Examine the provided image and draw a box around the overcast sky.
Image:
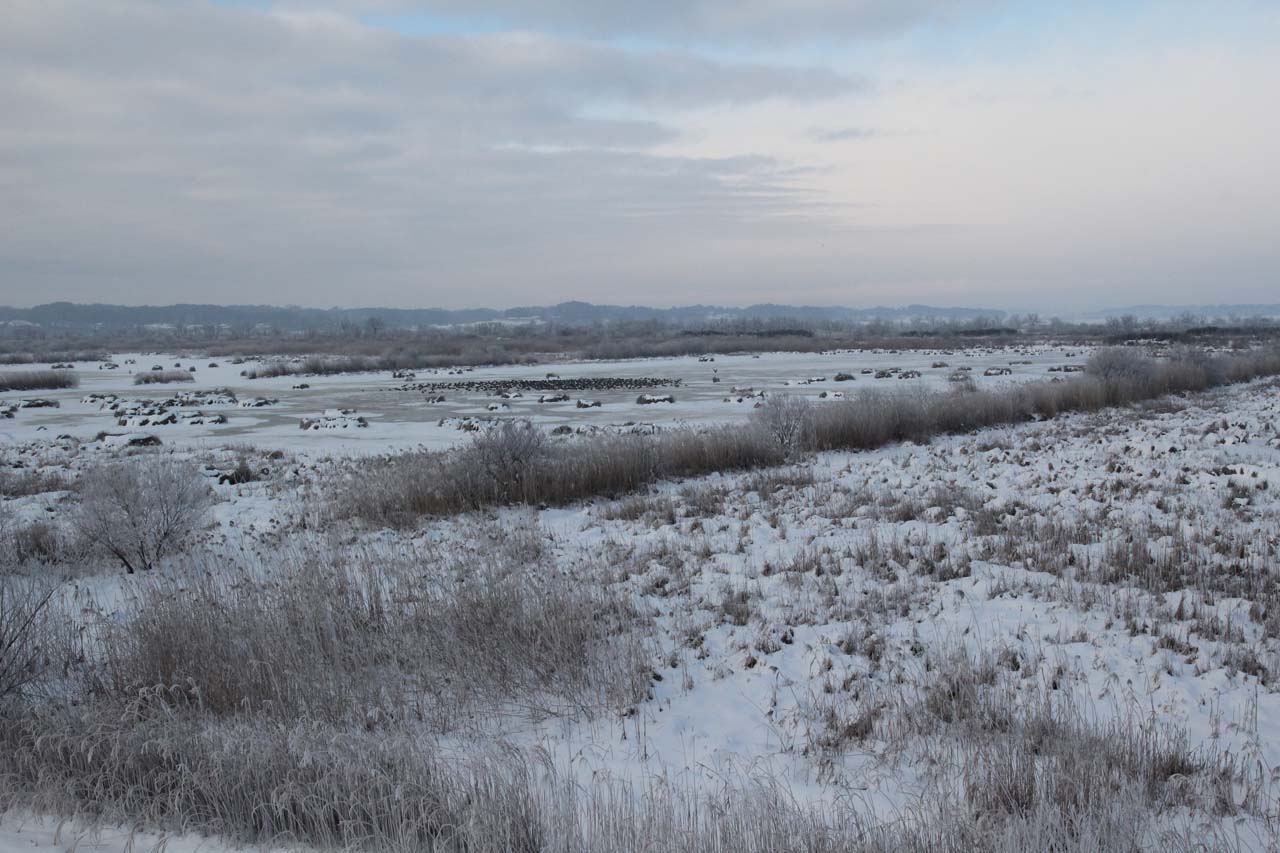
[2,0,1278,311]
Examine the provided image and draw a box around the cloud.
[310,0,999,44]
[809,126,878,142]
[0,0,859,305]
[2,0,1278,311]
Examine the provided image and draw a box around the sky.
[1,0,1278,311]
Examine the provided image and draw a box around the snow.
[0,813,299,853]
[5,349,1279,845]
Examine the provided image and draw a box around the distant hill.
[0,301,1007,331]
[5,300,1276,332]
[1088,304,1280,321]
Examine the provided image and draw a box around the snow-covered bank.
[3,367,1280,850]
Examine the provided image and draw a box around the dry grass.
[91,536,651,729]
[0,645,1251,852]
[0,468,71,498]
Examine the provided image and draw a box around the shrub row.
[0,351,106,366]
[349,423,786,526]
[342,347,1280,525]
[133,369,195,385]
[240,348,532,379]
[0,370,79,392]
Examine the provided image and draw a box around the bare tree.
[752,393,814,459]
[0,577,55,704]
[73,457,212,573]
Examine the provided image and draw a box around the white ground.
[4,351,1279,849]
[0,814,299,853]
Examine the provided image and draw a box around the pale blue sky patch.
[358,10,510,37]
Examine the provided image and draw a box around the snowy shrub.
[1086,347,1159,402]
[7,520,65,565]
[751,393,814,459]
[1086,347,1154,382]
[73,456,211,573]
[461,419,550,504]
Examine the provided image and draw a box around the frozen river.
[0,344,1090,454]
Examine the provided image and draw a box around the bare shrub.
[0,577,55,705]
[73,457,211,573]
[133,369,195,385]
[752,393,814,458]
[221,457,258,485]
[1087,347,1157,383]
[461,419,550,504]
[0,370,79,392]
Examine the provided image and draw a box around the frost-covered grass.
[0,468,70,499]
[91,535,651,726]
[0,371,78,393]
[0,698,1242,852]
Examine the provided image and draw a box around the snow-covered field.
[0,346,1088,452]
[3,350,1279,850]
